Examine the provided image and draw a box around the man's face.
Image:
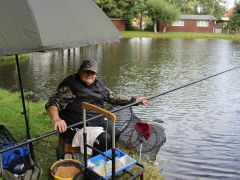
[79,70,96,85]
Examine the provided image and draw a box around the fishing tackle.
[1,65,240,153]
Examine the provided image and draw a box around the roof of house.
[179,15,217,21]
[223,7,235,17]
[220,8,235,22]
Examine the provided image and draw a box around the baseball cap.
[79,60,97,73]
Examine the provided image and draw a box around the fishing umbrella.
[0,0,120,158]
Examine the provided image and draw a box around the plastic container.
[118,155,136,166]
[85,149,137,179]
[105,158,124,170]
[91,162,112,177]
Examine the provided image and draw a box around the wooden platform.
[63,143,80,154]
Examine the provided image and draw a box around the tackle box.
[85,148,137,179]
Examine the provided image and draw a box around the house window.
[172,20,184,26]
[197,21,209,27]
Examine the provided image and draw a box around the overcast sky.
[227,0,236,8]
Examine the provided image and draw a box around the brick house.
[159,15,217,33]
[111,19,125,31]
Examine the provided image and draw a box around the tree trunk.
[140,12,143,31]
[163,25,166,32]
[153,20,157,33]
[157,21,160,32]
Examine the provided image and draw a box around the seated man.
[45,60,149,157]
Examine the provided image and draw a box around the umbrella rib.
[25,2,43,49]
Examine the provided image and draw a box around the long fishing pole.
[148,65,240,100]
[1,65,240,153]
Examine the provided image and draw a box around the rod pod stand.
[82,102,117,179]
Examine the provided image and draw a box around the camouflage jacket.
[45,74,136,141]
[45,74,136,111]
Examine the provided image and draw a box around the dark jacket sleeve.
[45,85,75,111]
[103,88,136,106]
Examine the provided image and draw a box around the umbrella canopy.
[0,0,120,160]
[0,0,120,56]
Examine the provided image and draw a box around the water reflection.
[0,38,240,179]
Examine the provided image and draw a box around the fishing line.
[1,65,240,153]
[148,65,240,100]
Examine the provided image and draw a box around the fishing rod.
[148,65,240,100]
[1,65,240,153]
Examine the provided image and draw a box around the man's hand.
[136,96,150,105]
[47,105,67,133]
[54,118,67,133]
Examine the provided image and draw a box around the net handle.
[82,102,117,122]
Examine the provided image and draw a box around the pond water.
[1,38,240,179]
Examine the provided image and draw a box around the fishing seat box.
[57,135,80,159]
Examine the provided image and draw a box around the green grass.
[0,54,29,61]
[118,143,164,180]
[0,89,57,179]
[121,31,240,40]
[0,89,164,180]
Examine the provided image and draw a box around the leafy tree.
[132,0,147,30]
[94,0,135,30]
[168,0,226,19]
[198,0,227,19]
[168,0,198,14]
[228,1,240,32]
[94,0,116,16]
[94,0,134,18]
[146,0,179,32]
[161,4,180,32]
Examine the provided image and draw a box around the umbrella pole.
[15,55,35,160]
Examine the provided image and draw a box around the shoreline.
[121,31,240,40]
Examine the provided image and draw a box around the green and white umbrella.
[0,0,120,158]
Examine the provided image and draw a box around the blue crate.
[86,148,137,179]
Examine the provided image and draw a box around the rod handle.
[82,102,117,122]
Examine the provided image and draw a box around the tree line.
[228,1,240,33]
[94,0,230,32]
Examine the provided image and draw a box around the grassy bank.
[0,89,57,179]
[0,54,29,61]
[0,89,164,180]
[121,31,240,40]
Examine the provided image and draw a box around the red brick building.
[159,15,217,33]
[111,19,125,31]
